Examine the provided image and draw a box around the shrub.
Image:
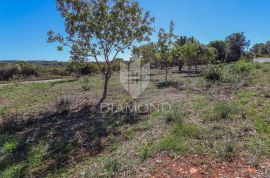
[203,66,222,81]
[80,78,91,91]
[111,61,120,72]
[50,68,68,76]
[19,63,39,77]
[66,62,98,76]
[55,96,71,114]
[0,66,19,80]
[233,60,254,73]
[80,63,98,75]
[111,58,123,72]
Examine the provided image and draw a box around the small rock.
[140,167,146,171]
[190,168,198,174]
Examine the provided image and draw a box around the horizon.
[1,0,270,61]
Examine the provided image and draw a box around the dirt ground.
[139,153,268,178]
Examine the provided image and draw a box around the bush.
[19,63,39,77]
[0,66,19,81]
[80,63,98,75]
[66,62,98,76]
[56,96,71,114]
[50,68,68,76]
[80,78,91,91]
[233,60,254,73]
[111,61,120,72]
[203,66,222,81]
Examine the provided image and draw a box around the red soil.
[139,153,265,178]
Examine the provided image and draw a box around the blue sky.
[1,0,270,61]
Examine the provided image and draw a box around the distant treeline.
[0,60,67,66]
[0,59,123,81]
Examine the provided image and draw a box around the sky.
[1,0,270,61]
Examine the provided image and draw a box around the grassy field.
[0,61,269,177]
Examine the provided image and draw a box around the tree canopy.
[225,32,250,62]
[48,0,154,105]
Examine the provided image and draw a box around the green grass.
[0,135,18,154]
[158,136,189,154]
[138,147,151,161]
[0,163,25,178]
[156,111,201,155]
[2,140,17,154]
[206,101,236,121]
[103,159,118,177]
[27,143,48,168]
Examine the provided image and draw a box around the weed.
[207,101,235,121]
[158,136,189,154]
[1,140,17,154]
[218,141,236,160]
[139,147,151,161]
[103,159,118,177]
[166,110,184,126]
[173,124,201,139]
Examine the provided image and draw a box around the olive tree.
[157,21,175,83]
[180,42,201,71]
[47,0,154,106]
[173,36,197,72]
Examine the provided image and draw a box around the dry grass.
[0,62,270,177]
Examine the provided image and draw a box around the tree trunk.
[165,65,168,83]
[96,74,110,107]
[178,61,183,73]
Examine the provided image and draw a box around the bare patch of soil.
[0,97,12,106]
[139,153,263,178]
